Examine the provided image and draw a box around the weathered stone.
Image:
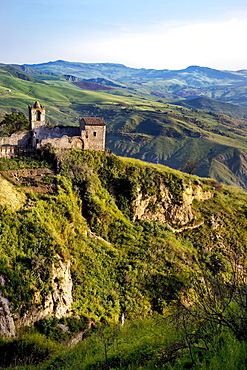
[0,276,16,337]
[133,182,212,229]
[17,258,73,328]
[0,102,106,154]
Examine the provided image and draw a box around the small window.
[93,132,97,137]
[36,111,41,121]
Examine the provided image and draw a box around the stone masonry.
[0,101,106,156]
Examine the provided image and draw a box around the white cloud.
[88,18,247,70]
[12,17,247,70]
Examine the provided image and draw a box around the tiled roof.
[81,117,106,126]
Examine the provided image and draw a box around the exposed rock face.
[0,254,73,337]
[17,258,73,329]
[133,182,212,227]
[0,276,16,337]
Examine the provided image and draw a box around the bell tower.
[29,101,45,130]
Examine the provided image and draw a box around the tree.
[175,255,247,342]
[180,159,199,175]
[0,111,29,136]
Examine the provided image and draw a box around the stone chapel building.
[0,101,106,156]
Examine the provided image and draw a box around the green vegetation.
[2,63,247,189]
[0,111,29,136]
[2,61,247,367]
[0,150,247,368]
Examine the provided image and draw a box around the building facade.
[0,102,106,156]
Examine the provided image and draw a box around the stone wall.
[0,131,31,148]
[82,125,106,151]
[34,126,83,149]
[40,136,84,149]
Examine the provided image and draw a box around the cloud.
[7,17,247,70]
[89,18,247,70]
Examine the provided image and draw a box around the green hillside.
[173,96,247,119]
[1,151,247,369]
[1,64,247,189]
[0,64,159,124]
[24,60,247,106]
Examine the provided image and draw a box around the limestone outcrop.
[132,181,212,228]
[17,258,73,328]
[0,276,16,337]
[0,258,73,337]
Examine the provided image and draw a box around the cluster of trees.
[0,111,29,136]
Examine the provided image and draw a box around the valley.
[1,60,247,367]
[1,62,247,189]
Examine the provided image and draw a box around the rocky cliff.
[132,181,212,229]
[0,150,245,340]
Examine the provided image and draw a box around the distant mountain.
[24,60,247,106]
[0,64,45,83]
[2,61,247,189]
[25,60,246,84]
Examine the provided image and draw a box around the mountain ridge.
[23,60,247,106]
[25,60,246,82]
[2,62,247,189]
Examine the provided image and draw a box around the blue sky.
[1,0,247,70]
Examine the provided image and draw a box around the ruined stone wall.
[0,115,106,155]
[34,126,80,142]
[0,146,16,158]
[0,132,31,157]
[0,131,30,147]
[40,136,84,150]
[34,126,82,149]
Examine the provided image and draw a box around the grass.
[1,151,247,368]
[2,65,247,188]
[6,318,247,370]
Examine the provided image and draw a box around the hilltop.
[0,150,247,368]
[1,62,247,189]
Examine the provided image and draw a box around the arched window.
[36,111,41,121]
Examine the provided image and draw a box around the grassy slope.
[173,96,247,119]
[1,66,247,188]
[1,151,247,369]
[23,61,247,107]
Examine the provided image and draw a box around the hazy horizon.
[1,0,247,71]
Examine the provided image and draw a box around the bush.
[0,333,59,368]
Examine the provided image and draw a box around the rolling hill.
[24,60,247,106]
[171,96,247,120]
[1,62,247,189]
